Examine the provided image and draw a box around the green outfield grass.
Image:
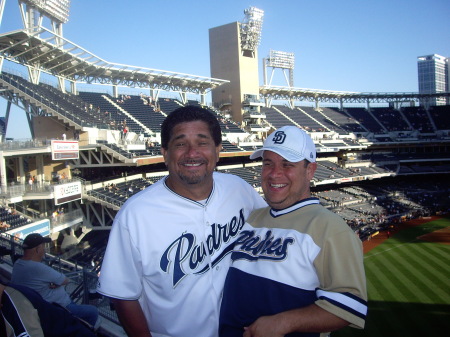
[333,216,450,337]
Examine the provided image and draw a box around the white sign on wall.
[51,140,79,160]
[54,181,82,205]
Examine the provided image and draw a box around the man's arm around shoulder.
[243,304,348,337]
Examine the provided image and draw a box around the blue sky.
[1,0,449,139]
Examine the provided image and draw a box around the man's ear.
[161,148,168,166]
[215,144,222,163]
[307,162,317,181]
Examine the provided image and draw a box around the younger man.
[220,126,367,337]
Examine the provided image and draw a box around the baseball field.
[333,215,450,337]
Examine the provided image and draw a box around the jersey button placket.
[203,208,214,276]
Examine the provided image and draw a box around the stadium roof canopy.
[1,27,448,105]
[259,85,450,104]
[0,27,228,94]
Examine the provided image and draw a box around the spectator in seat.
[11,233,100,329]
[0,221,10,230]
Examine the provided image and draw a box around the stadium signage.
[54,181,82,205]
[317,147,339,153]
[4,219,51,241]
[51,140,79,160]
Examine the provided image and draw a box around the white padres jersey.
[220,198,367,337]
[98,172,266,337]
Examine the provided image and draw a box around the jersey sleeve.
[97,216,143,300]
[313,221,368,329]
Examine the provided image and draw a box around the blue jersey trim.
[316,289,368,320]
[270,197,320,217]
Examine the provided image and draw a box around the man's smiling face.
[261,151,316,209]
[162,120,221,199]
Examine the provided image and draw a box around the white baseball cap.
[250,126,316,163]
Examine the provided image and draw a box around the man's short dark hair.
[161,106,222,149]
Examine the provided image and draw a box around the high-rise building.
[417,54,449,106]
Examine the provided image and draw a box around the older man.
[98,106,266,337]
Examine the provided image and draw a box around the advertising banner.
[54,181,82,205]
[51,140,79,160]
[4,219,51,241]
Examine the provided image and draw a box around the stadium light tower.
[18,0,71,37]
[263,50,295,87]
[22,0,71,24]
[240,6,264,57]
[262,50,295,108]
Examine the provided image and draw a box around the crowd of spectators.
[0,206,32,233]
[315,178,450,241]
[51,207,65,223]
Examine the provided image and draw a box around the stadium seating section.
[1,70,449,333]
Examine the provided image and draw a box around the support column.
[4,100,11,135]
[57,76,66,93]
[288,99,294,109]
[153,90,161,102]
[315,97,320,110]
[36,154,44,184]
[179,92,187,105]
[18,156,25,185]
[27,65,41,84]
[0,151,7,192]
[40,200,47,217]
[262,58,267,85]
[70,80,77,95]
[200,93,206,106]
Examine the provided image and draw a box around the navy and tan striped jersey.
[220,198,367,337]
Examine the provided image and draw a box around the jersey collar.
[270,197,320,218]
[163,176,214,206]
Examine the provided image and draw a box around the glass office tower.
[417,54,449,106]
